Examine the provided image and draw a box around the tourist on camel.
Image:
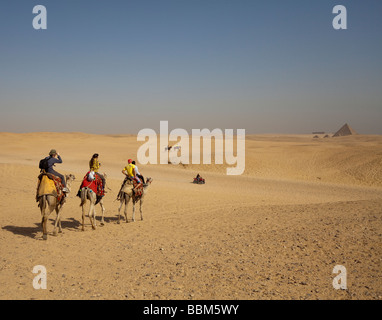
[89,153,106,192]
[45,149,69,193]
[132,161,145,184]
[122,159,143,185]
[121,158,142,192]
[122,159,136,181]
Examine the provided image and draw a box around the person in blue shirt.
[45,149,69,193]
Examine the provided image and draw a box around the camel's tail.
[38,195,46,210]
[116,190,123,202]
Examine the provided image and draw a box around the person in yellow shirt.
[89,153,101,172]
[89,153,106,191]
[122,159,136,180]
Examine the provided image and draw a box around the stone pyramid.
[332,123,358,137]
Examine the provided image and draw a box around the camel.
[79,173,108,231]
[117,177,153,224]
[38,174,76,240]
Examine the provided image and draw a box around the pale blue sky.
[0,0,381,134]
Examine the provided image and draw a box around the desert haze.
[0,132,381,300]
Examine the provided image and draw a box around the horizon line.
[2,131,380,136]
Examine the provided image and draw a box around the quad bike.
[193,177,205,184]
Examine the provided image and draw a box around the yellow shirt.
[123,164,135,177]
[90,158,100,172]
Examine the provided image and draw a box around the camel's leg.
[52,203,65,236]
[42,207,54,240]
[99,200,105,226]
[52,206,60,236]
[88,199,96,230]
[93,205,97,228]
[57,203,64,233]
[81,202,86,231]
[124,195,131,223]
[80,189,89,231]
[117,198,124,224]
[39,197,47,239]
[132,200,136,222]
[41,197,53,240]
[42,214,49,240]
[58,211,63,233]
[140,199,143,221]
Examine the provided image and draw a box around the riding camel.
[79,173,108,231]
[117,177,153,224]
[38,174,76,240]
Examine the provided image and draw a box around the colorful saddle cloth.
[116,177,143,200]
[133,179,144,197]
[78,172,104,197]
[36,173,66,204]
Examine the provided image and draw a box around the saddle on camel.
[36,173,67,204]
[36,150,68,204]
[117,176,144,201]
[77,171,105,204]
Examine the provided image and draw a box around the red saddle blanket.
[80,172,104,197]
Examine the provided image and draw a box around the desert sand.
[0,132,381,300]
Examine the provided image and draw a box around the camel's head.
[145,177,153,185]
[65,174,75,191]
[66,174,75,183]
[103,173,107,180]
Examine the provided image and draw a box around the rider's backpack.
[39,157,50,171]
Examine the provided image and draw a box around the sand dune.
[0,132,381,300]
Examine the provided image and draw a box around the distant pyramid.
[332,123,358,137]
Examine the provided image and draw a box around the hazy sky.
[1,0,381,134]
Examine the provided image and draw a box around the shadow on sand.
[2,216,132,239]
[2,218,82,239]
[2,223,41,239]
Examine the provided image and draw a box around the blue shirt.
[46,155,62,173]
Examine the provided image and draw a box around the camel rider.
[116,159,134,200]
[132,161,145,184]
[46,149,69,193]
[89,153,106,192]
[122,159,136,181]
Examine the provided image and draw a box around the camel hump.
[121,184,133,194]
[38,175,58,198]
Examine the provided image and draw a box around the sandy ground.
[0,132,381,300]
